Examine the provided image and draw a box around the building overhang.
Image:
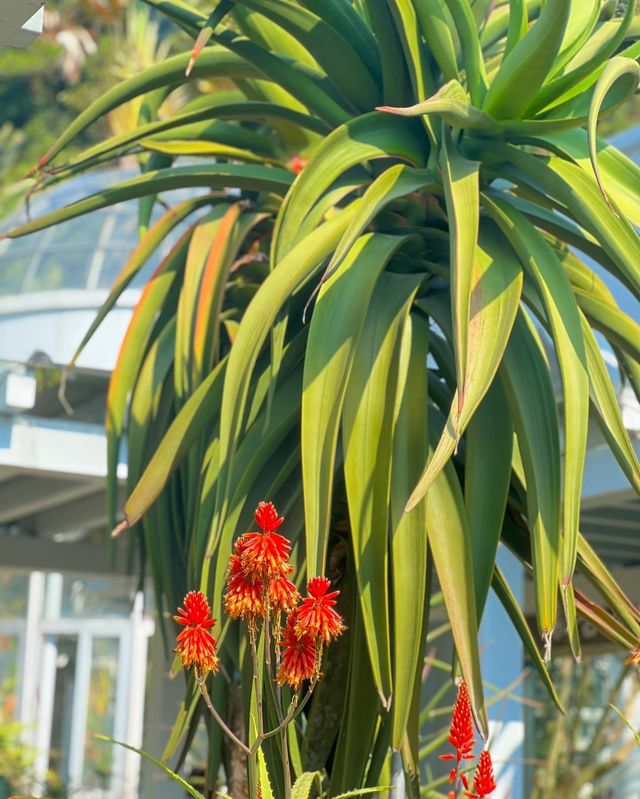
[0,2,44,48]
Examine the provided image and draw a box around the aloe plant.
[4,0,640,795]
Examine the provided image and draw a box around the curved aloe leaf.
[6,165,292,239]
[500,311,561,653]
[483,194,588,588]
[390,312,429,749]
[303,233,410,576]
[273,112,428,263]
[343,271,424,707]
[587,57,640,209]
[407,225,522,509]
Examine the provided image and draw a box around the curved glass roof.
[0,167,194,297]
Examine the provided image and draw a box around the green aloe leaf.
[108,231,191,529]
[441,128,480,414]
[482,0,571,119]
[407,225,522,508]
[379,80,502,133]
[292,772,323,799]
[500,311,561,653]
[483,194,588,589]
[441,0,488,105]
[465,380,513,619]
[230,0,381,110]
[425,420,487,738]
[95,735,206,799]
[390,312,429,748]
[273,112,428,263]
[491,565,564,713]
[414,0,460,83]
[213,207,360,557]
[587,56,640,209]
[303,233,410,576]
[343,271,424,706]
[579,313,640,491]
[6,165,292,239]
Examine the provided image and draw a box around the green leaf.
[303,233,410,576]
[68,194,214,370]
[313,164,437,299]
[124,357,227,527]
[407,225,522,508]
[588,57,640,210]
[482,0,571,119]
[390,313,429,748]
[491,565,564,713]
[580,313,640,492]
[257,746,275,799]
[230,0,381,111]
[414,0,461,83]
[6,165,292,239]
[465,380,513,619]
[213,207,360,559]
[441,128,480,411]
[424,422,487,738]
[95,734,206,799]
[379,80,502,133]
[500,311,561,651]
[273,112,428,263]
[343,271,424,706]
[292,772,323,799]
[441,0,488,105]
[483,194,588,588]
[107,230,191,529]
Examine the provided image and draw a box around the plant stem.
[249,625,264,740]
[263,603,291,798]
[196,671,251,756]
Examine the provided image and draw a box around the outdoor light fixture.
[0,2,44,48]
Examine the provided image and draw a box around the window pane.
[47,635,78,783]
[0,570,29,619]
[60,574,141,619]
[83,637,119,788]
[29,249,92,292]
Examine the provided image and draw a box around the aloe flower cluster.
[174,501,345,761]
[439,681,497,799]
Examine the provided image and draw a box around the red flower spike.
[471,750,497,798]
[446,682,476,760]
[269,572,300,613]
[277,613,316,690]
[241,529,291,581]
[295,577,345,643]
[224,544,265,621]
[174,591,219,674]
[254,501,284,532]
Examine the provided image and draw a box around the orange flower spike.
[269,571,300,614]
[277,613,317,690]
[224,540,265,621]
[174,591,219,674]
[295,577,345,643]
[466,750,497,799]
[241,501,291,581]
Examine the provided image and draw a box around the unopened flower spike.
[440,680,476,796]
[174,591,219,675]
[465,750,497,799]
